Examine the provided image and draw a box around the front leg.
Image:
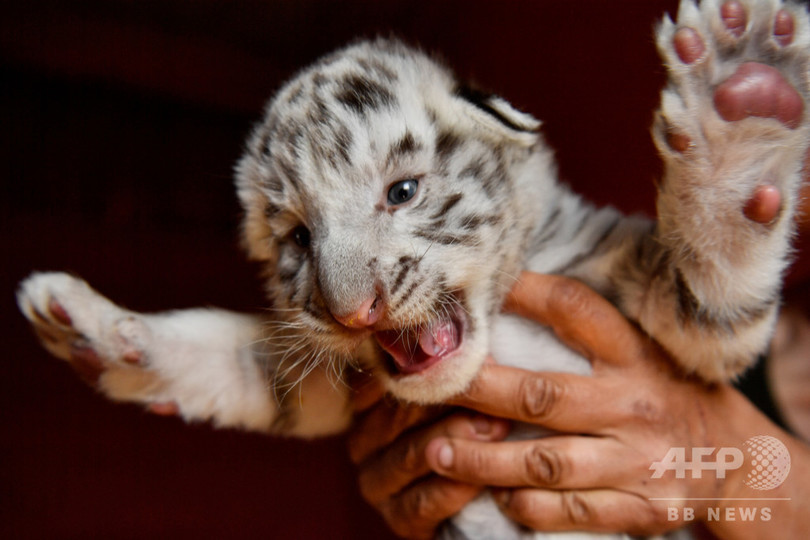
[626,0,810,381]
[17,272,352,437]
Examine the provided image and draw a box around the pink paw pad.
[69,345,105,384]
[674,27,705,64]
[744,185,782,224]
[666,130,693,153]
[721,0,747,37]
[774,9,795,47]
[48,298,72,326]
[713,62,803,129]
[148,402,180,416]
[122,349,145,366]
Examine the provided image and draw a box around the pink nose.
[334,296,382,328]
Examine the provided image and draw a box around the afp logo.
[650,435,791,490]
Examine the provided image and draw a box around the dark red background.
[4,0,803,538]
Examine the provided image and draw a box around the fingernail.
[437,442,454,469]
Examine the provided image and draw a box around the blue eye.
[387,179,419,206]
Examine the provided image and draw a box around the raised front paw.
[17,273,277,427]
[655,0,810,224]
[16,272,161,397]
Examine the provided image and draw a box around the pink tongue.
[376,317,462,374]
[419,319,458,356]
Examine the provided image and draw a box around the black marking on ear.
[430,193,463,219]
[456,85,535,133]
[336,75,395,114]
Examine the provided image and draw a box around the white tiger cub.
[16,0,810,538]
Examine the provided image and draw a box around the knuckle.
[628,502,673,536]
[396,437,423,476]
[628,395,666,427]
[519,375,562,421]
[524,444,563,486]
[561,491,592,526]
[406,486,441,524]
[548,276,593,319]
[459,442,489,476]
[380,487,445,539]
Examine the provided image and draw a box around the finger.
[504,272,647,368]
[426,435,638,490]
[348,400,445,464]
[380,477,483,540]
[494,488,673,536]
[357,413,509,505]
[449,364,618,431]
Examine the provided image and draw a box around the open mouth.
[374,305,465,375]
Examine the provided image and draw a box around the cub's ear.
[448,85,541,147]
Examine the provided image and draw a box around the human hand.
[422,273,808,538]
[347,372,510,539]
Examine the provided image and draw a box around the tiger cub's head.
[236,39,552,403]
